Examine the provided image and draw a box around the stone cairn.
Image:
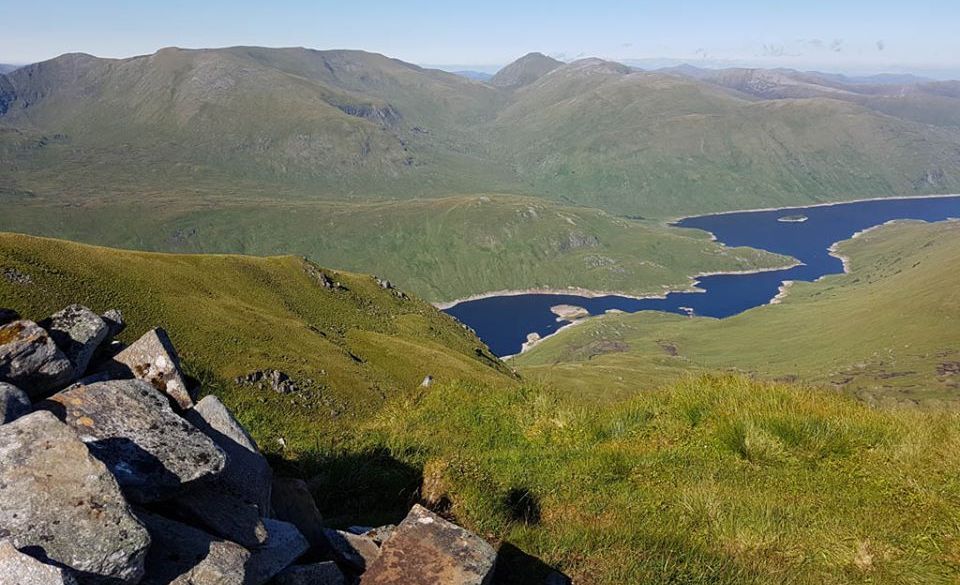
[0,305,499,585]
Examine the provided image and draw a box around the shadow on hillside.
[494,542,571,585]
[278,448,424,528]
[278,449,569,582]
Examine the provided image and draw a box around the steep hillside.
[0,47,515,198]
[493,62,960,215]
[0,232,515,453]
[516,220,960,406]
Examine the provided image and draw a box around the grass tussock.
[362,374,960,584]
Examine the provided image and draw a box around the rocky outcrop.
[0,303,507,584]
[43,379,226,503]
[271,477,325,550]
[186,395,273,514]
[108,328,194,409]
[0,320,73,398]
[0,540,79,585]
[246,519,311,585]
[0,381,31,423]
[100,308,125,338]
[235,369,299,394]
[39,305,108,380]
[324,529,381,572]
[169,488,268,547]
[137,511,250,585]
[0,411,151,584]
[360,504,497,585]
[275,561,346,585]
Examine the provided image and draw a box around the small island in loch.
[778,214,809,223]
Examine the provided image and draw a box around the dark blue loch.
[444,195,960,357]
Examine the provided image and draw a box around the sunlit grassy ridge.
[516,220,960,406]
[365,374,960,584]
[0,232,514,452]
[0,194,787,302]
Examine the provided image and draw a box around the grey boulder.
[43,379,226,503]
[360,504,497,585]
[0,411,150,584]
[0,320,73,398]
[246,519,310,585]
[170,487,268,547]
[274,562,345,585]
[109,328,193,409]
[137,511,249,585]
[39,305,108,380]
[0,540,79,585]
[323,529,381,573]
[271,477,324,549]
[0,381,31,424]
[100,309,126,338]
[186,395,272,514]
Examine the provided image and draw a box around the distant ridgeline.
[1,48,959,217]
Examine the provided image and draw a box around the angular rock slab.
[170,486,268,547]
[110,328,193,409]
[324,529,381,573]
[0,411,150,584]
[246,519,310,585]
[0,320,73,398]
[43,380,226,503]
[100,309,126,339]
[137,512,249,585]
[186,395,272,514]
[40,305,108,380]
[274,561,346,585]
[0,540,79,585]
[271,477,323,549]
[360,505,496,585]
[0,381,31,424]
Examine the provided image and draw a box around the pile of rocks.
[0,305,499,584]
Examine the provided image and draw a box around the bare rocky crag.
[0,304,508,584]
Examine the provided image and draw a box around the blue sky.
[2,0,959,77]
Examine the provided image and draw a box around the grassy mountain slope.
[494,63,960,215]
[516,220,960,406]
[0,194,788,302]
[0,47,515,198]
[0,232,514,452]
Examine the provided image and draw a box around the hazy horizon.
[3,0,960,80]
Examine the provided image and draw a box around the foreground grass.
[360,374,960,584]
[517,220,960,406]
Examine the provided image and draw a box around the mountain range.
[2,47,960,218]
